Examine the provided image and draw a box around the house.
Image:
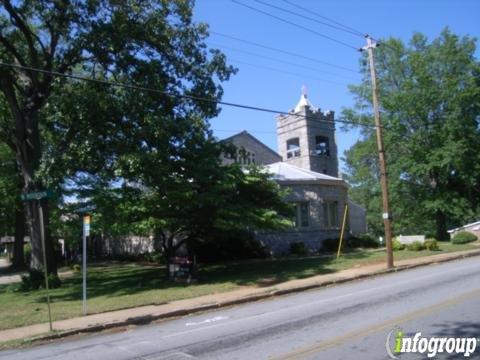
[448,221,480,238]
[222,89,367,254]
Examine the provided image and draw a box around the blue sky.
[193,0,479,173]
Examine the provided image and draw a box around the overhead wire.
[0,61,378,129]
[231,0,359,51]
[210,31,359,73]
[208,41,360,81]
[228,58,349,86]
[255,0,364,38]
[281,0,366,37]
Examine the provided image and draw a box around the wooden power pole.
[363,36,394,269]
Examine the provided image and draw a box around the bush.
[189,229,268,263]
[346,234,379,249]
[144,252,165,264]
[321,238,340,253]
[47,273,62,289]
[20,268,61,291]
[392,238,405,251]
[289,242,307,256]
[424,239,439,251]
[20,268,44,291]
[406,241,425,251]
[24,243,32,266]
[72,264,81,273]
[451,231,478,244]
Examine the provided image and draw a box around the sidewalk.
[1,248,480,345]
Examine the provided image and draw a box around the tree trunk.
[435,209,449,241]
[16,113,57,274]
[25,199,57,274]
[11,203,25,269]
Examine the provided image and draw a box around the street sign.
[83,215,91,236]
[20,190,55,201]
[82,214,91,315]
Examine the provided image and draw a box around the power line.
[255,0,364,38]
[208,41,359,81]
[229,58,349,86]
[210,31,359,73]
[279,0,396,53]
[281,0,366,37]
[0,61,377,129]
[231,0,359,51]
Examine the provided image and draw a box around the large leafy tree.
[342,29,480,240]
[0,143,26,268]
[74,134,293,268]
[0,0,234,273]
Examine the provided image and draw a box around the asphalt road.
[2,256,479,360]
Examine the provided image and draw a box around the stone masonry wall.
[256,182,348,255]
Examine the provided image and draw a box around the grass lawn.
[0,241,477,331]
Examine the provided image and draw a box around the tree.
[342,29,480,240]
[84,132,293,270]
[0,0,234,273]
[0,143,25,268]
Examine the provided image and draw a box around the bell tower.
[276,87,339,177]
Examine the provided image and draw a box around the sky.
[192,0,479,173]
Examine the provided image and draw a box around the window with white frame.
[293,202,309,228]
[323,201,339,228]
[286,138,300,158]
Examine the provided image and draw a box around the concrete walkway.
[0,259,73,285]
[1,248,480,345]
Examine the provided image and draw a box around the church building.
[223,90,367,255]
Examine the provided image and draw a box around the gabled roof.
[264,162,347,187]
[221,130,281,159]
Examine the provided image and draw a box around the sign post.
[82,215,90,316]
[20,190,55,331]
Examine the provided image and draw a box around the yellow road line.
[271,288,480,360]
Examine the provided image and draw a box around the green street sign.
[20,190,55,201]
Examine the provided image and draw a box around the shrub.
[451,231,477,244]
[289,242,307,256]
[392,238,405,251]
[24,243,32,266]
[189,229,268,263]
[20,269,61,291]
[321,238,340,253]
[406,241,425,251]
[424,239,439,251]
[145,252,165,264]
[346,234,379,249]
[72,264,81,273]
[47,273,62,289]
[20,268,44,291]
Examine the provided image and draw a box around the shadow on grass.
[29,250,377,303]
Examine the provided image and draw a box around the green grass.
[0,241,477,332]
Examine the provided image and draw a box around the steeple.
[294,85,315,113]
[276,88,338,177]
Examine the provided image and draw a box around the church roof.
[221,130,282,160]
[264,162,347,187]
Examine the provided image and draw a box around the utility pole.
[362,36,394,269]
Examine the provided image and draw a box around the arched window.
[315,136,330,156]
[286,138,300,158]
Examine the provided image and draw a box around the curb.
[10,248,480,346]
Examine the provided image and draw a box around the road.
[1,256,479,360]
